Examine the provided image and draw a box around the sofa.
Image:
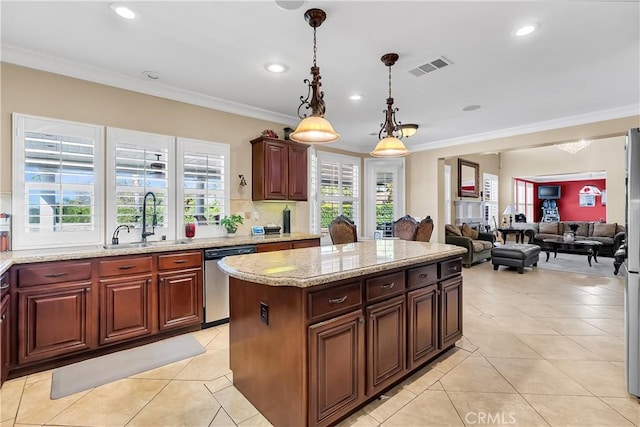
[445,223,495,267]
[528,221,625,257]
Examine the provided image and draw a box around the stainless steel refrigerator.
[626,127,640,397]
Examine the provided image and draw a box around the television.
[538,185,561,199]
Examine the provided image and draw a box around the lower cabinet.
[407,284,439,370]
[158,268,202,330]
[17,281,96,364]
[308,310,365,427]
[439,276,463,348]
[1,295,10,384]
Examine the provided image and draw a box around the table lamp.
[503,205,515,228]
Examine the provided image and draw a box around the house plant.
[221,214,243,234]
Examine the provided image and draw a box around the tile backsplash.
[230,199,300,235]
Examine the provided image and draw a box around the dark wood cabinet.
[366,296,405,395]
[258,238,320,253]
[291,238,320,249]
[99,275,153,345]
[158,269,202,330]
[308,309,365,427]
[407,284,439,370]
[17,281,96,364]
[439,276,463,349]
[251,136,308,201]
[1,295,10,385]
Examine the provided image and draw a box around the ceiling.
[2,1,639,155]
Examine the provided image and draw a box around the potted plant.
[221,214,244,234]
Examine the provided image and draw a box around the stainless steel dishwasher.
[203,245,256,327]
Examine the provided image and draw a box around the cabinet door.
[309,310,365,427]
[1,295,10,384]
[287,144,308,201]
[99,275,153,345]
[18,282,95,364]
[366,296,406,394]
[158,268,203,330]
[439,277,463,349]
[407,285,439,371]
[264,141,288,200]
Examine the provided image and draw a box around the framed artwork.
[579,194,596,207]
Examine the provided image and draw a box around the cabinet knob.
[85,287,91,292]
[148,279,153,285]
[0,315,5,322]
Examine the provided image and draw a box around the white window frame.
[176,137,230,239]
[106,127,176,244]
[12,113,104,250]
[444,164,452,225]
[364,158,406,238]
[483,172,499,229]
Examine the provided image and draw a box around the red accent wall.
[534,179,606,222]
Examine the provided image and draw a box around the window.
[12,114,103,250]
[177,137,229,238]
[106,128,175,243]
[483,173,499,228]
[312,151,360,243]
[513,178,534,222]
[364,158,405,237]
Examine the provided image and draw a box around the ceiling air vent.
[408,56,453,77]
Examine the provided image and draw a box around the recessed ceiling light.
[515,24,536,37]
[142,71,160,80]
[110,3,140,20]
[275,1,307,11]
[348,94,363,101]
[462,104,481,112]
[265,63,288,73]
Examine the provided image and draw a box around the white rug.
[51,334,205,399]
[536,251,626,278]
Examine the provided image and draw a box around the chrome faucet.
[141,191,158,242]
[111,224,130,245]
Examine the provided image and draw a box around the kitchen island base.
[228,254,463,427]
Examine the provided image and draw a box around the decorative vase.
[563,231,575,242]
[185,223,196,238]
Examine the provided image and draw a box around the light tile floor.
[1,262,639,426]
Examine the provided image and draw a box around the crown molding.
[410,104,640,153]
[1,45,298,125]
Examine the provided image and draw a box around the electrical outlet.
[253,211,259,221]
[260,302,269,325]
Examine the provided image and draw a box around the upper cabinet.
[251,137,308,201]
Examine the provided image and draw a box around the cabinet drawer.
[257,242,291,252]
[18,261,92,287]
[439,258,462,280]
[308,282,362,321]
[98,256,152,277]
[291,239,320,249]
[365,271,405,303]
[407,264,437,289]
[157,251,202,271]
[0,273,8,298]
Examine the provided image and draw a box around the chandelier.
[556,139,591,154]
[370,53,410,157]
[289,8,340,144]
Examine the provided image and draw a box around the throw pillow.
[593,223,616,238]
[539,222,559,234]
[445,224,462,236]
[470,227,480,239]
[572,222,590,237]
[461,223,474,238]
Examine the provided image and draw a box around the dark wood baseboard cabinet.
[251,136,308,201]
[229,256,463,427]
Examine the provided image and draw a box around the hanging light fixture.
[556,139,591,154]
[290,8,339,144]
[370,53,410,157]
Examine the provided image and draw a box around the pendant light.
[370,53,410,157]
[290,8,340,144]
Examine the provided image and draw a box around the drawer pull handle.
[0,283,9,290]
[173,260,187,264]
[118,265,135,270]
[448,266,458,272]
[419,273,429,279]
[44,272,68,278]
[380,282,395,290]
[328,296,347,304]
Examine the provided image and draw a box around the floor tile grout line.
[596,395,640,426]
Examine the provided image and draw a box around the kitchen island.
[218,240,467,427]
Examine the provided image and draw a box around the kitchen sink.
[102,240,190,250]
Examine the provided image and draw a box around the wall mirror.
[458,158,480,198]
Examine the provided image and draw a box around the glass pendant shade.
[370,136,410,157]
[290,115,340,144]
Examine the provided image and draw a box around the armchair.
[445,224,495,267]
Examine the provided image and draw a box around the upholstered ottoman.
[491,244,540,274]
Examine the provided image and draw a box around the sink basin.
[102,240,190,250]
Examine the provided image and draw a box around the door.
[407,285,439,370]
[366,296,406,394]
[439,277,463,349]
[308,310,364,427]
[18,282,95,364]
[159,268,202,330]
[99,275,153,345]
[363,158,405,238]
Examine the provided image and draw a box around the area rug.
[51,334,205,399]
[536,251,627,278]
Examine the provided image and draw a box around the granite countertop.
[0,233,320,275]
[218,240,467,288]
